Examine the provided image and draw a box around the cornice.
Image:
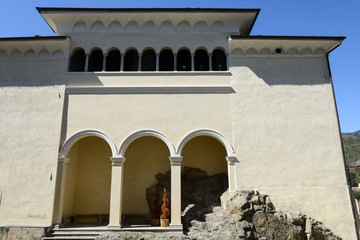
[229,36,345,56]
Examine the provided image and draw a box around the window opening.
[88,50,104,72]
[106,50,121,71]
[159,50,174,71]
[177,49,191,71]
[69,49,86,72]
[195,49,209,71]
[124,50,139,71]
[212,49,226,71]
[141,49,156,71]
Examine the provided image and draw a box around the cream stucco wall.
[64,92,233,152]
[0,58,68,226]
[230,55,356,239]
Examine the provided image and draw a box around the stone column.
[102,54,107,71]
[174,54,177,71]
[226,156,237,192]
[169,156,183,229]
[84,53,89,72]
[156,53,160,71]
[226,54,229,71]
[53,157,70,228]
[138,54,142,71]
[209,53,212,71]
[191,53,195,71]
[107,157,126,229]
[120,54,124,71]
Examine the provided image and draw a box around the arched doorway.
[180,135,228,229]
[122,136,171,225]
[61,136,112,225]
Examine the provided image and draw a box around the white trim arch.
[177,129,235,157]
[118,130,176,157]
[59,130,118,158]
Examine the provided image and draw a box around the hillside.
[342,130,360,164]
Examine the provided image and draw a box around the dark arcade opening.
[177,49,191,71]
[69,49,86,72]
[105,50,121,71]
[124,49,139,71]
[194,49,209,71]
[212,49,226,71]
[141,49,156,71]
[88,49,104,72]
[159,49,174,71]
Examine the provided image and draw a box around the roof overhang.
[36,8,260,35]
[229,36,345,55]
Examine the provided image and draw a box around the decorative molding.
[58,157,70,165]
[177,129,235,157]
[169,156,183,166]
[65,86,234,95]
[59,130,118,157]
[110,157,126,166]
[118,130,175,157]
[226,156,238,165]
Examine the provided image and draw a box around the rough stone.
[146,167,228,231]
[0,226,50,240]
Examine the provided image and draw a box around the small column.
[102,54,107,72]
[156,53,160,71]
[174,54,177,71]
[108,157,126,229]
[191,53,195,71]
[226,156,237,192]
[169,156,183,229]
[84,53,89,72]
[120,54,124,71]
[209,53,212,71]
[138,54,142,71]
[53,157,70,228]
[226,54,229,71]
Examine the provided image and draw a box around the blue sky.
[1,0,359,133]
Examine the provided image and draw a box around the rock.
[252,211,306,240]
[146,167,228,231]
[307,218,343,240]
[221,190,253,221]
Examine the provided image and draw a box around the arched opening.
[88,49,104,72]
[69,49,86,72]
[180,136,228,229]
[212,49,226,71]
[194,49,209,71]
[122,136,171,225]
[124,49,139,71]
[159,49,174,71]
[141,49,156,71]
[176,49,191,71]
[105,50,121,71]
[62,136,112,225]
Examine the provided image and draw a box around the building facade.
[0,8,357,239]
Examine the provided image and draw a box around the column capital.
[169,156,183,166]
[110,156,126,166]
[226,156,237,165]
[58,157,70,165]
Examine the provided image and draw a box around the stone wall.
[0,226,50,240]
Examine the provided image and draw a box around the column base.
[169,223,183,230]
[107,224,122,230]
[52,224,63,230]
